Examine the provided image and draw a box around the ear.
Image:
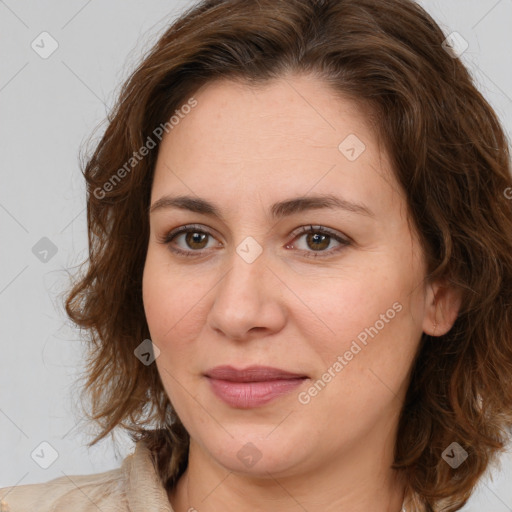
[422,279,462,336]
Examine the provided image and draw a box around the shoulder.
[0,465,125,512]
[0,441,174,512]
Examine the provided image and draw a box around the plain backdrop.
[1,1,511,510]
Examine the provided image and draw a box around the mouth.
[204,365,309,408]
[204,365,308,382]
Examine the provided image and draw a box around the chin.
[196,426,313,477]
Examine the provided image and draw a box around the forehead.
[151,75,403,216]
[165,75,376,154]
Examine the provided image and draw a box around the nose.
[206,244,287,342]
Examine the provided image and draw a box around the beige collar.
[124,440,175,512]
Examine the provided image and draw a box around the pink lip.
[204,365,308,408]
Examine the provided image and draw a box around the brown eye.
[160,224,220,257]
[183,231,209,250]
[288,225,351,259]
[304,232,331,251]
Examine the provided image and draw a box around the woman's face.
[143,74,436,478]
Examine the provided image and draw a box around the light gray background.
[1,1,511,510]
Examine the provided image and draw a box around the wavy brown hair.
[65,0,512,510]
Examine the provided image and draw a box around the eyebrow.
[149,193,374,220]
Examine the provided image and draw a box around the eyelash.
[158,224,352,259]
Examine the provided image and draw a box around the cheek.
[142,249,208,343]
[297,269,404,340]
[142,253,204,409]
[297,257,424,381]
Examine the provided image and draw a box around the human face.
[143,74,429,479]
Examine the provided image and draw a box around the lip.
[204,365,308,409]
[205,365,307,381]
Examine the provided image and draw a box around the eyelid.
[159,224,221,245]
[289,224,352,244]
[287,225,352,259]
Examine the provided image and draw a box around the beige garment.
[0,440,175,512]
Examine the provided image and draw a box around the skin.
[142,73,461,512]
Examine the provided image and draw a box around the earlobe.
[423,280,462,336]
